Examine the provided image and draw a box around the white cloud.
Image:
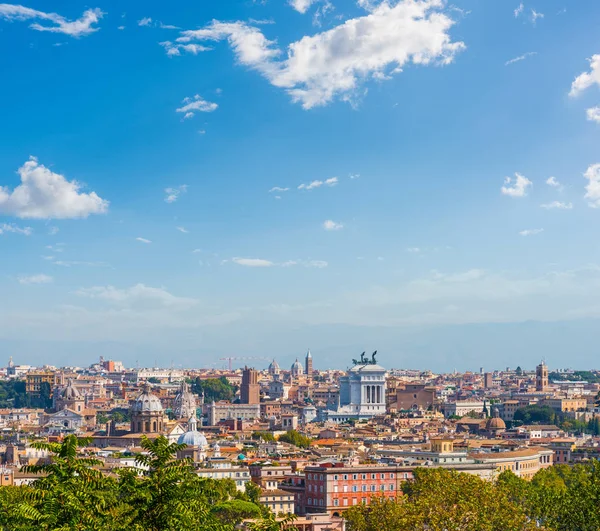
[176,94,218,119]
[305,260,328,268]
[229,257,328,268]
[169,0,465,108]
[42,255,54,260]
[52,260,110,267]
[298,177,338,190]
[584,163,600,208]
[546,176,562,189]
[138,17,152,26]
[569,55,600,97]
[117,25,125,30]
[530,9,544,23]
[501,173,532,197]
[0,4,103,37]
[407,247,421,253]
[519,228,544,236]
[75,284,197,309]
[18,274,52,285]
[0,157,108,219]
[289,0,318,14]
[514,2,524,17]
[164,184,187,203]
[323,219,343,231]
[48,226,59,235]
[160,41,212,56]
[0,223,32,235]
[268,186,289,193]
[349,173,360,179]
[505,51,536,66]
[586,106,600,124]
[136,237,152,244]
[176,226,189,233]
[232,257,275,267]
[540,201,573,210]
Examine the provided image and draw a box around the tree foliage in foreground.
[345,463,600,531]
[0,435,292,531]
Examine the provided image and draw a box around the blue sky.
[1,0,600,372]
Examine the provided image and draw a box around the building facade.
[327,355,387,423]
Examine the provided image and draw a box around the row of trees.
[0,435,286,531]
[345,462,600,531]
[0,380,52,409]
[190,376,238,403]
[513,405,600,435]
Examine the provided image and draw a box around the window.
[334,475,338,481]
[371,474,376,479]
[362,497,367,504]
[343,474,348,480]
[308,485,312,492]
[334,499,339,507]
[362,485,366,492]
[353,474,357,480]
[343,486,348,493]
[390,473,395,479]
[371,485,376,492]
[389,484,394,490]
[343,499,348,506]
[381,473,385,479]
[353,498,357,505]
[308,474,312,480]
[380,485,385,491]
[320,474,324,480]
[352,486,358,493]
[308,498,312,505]
[362,474,366,480]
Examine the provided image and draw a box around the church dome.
[178,430,208,448]
[486,408,506,431]
[268,359,280,373]
[61,380,81,399]
[177,416,207,449]
[131,385,163,413]
[291,358,303,374]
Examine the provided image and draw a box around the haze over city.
[1,0,600,370]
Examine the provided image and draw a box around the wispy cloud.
[514,2,524,17]
[505,51,536,66]
[176,95,217,119]
[52,260,110,268]
[48,226,59,235]
[164,185,187,203]
[136,237,152,244]
[519,228,544,236]
[586,106,600,124]
[349,173,360,179]
[323,219,343,231]
[228,257,328,268]
[540,201,573,210]
[584,163,600,208]
[298,177,338,190]
[0,223,32,236]
[268,186,289,193]
[407,247,421,253]
[546,176,563,189]
[232,257,274,267]
[18,274,53,285]
[501,173,532,197]
[176,226,189,233]
[0,4,103,37]
[137,17,152,26]
[530,9,544,23]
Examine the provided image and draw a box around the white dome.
[268,359,280,371]
[178,430,208,448]
[291,358,303,374]
[131,385,164,413]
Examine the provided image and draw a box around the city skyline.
[1,0,600,369]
